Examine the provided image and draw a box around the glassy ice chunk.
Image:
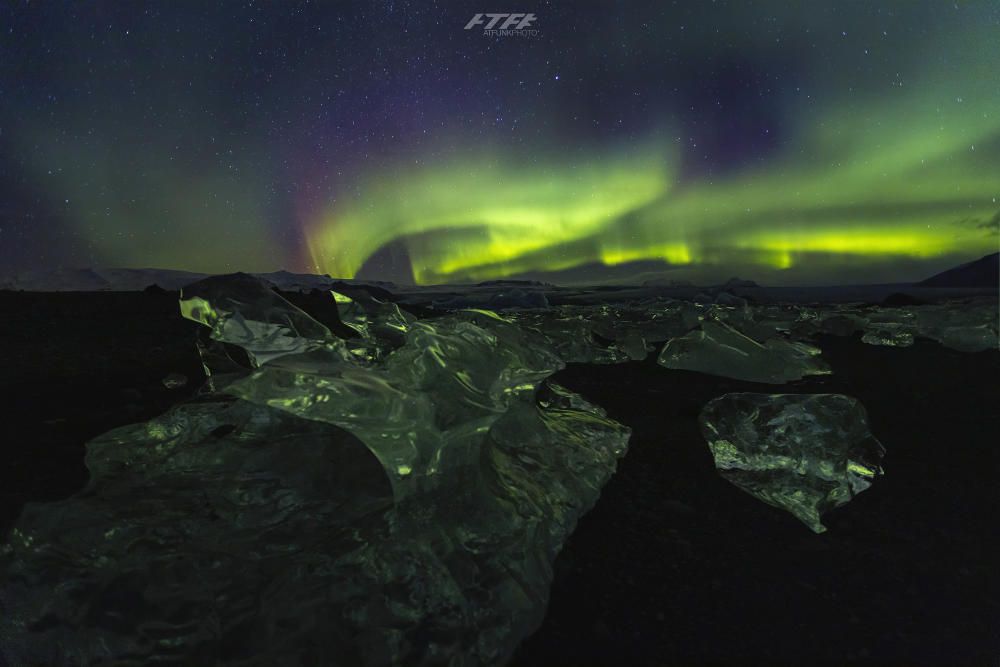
[0,273,631,666]
[0,389,628,667]
[658,320,830,383]
[913,301,999,352]
[932,324,998,352]
[618,331,651,360]
[818,312,868,337]
[700,393,885,533]
[860,307,918,348]
[861,323,916,347]
[180,272,345,366]
[511,301,693,364]
[161,372,187,389]
[330,289,370,335]
[229,312,563,500]
[329,289,417,361]
[511,308,632,364]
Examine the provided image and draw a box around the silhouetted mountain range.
[919,252,999,288]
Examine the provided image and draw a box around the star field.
[0,1,997,284]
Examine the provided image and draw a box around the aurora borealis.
[1,2,997,285]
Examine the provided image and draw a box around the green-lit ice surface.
[0,275,630,666]
[3,274,996,664]
[659,318,830,384]
[700,393,886,533]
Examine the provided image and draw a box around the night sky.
[1,1,997,285]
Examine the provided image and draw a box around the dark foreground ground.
[1,290,998,666]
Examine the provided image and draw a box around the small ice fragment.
[861,325,915,347]
[161,372,187,389]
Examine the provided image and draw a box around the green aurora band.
[5,4,998,285]
[307,85,998,284]
[306,23,999,285]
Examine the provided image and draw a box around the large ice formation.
[0,275,630,667]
